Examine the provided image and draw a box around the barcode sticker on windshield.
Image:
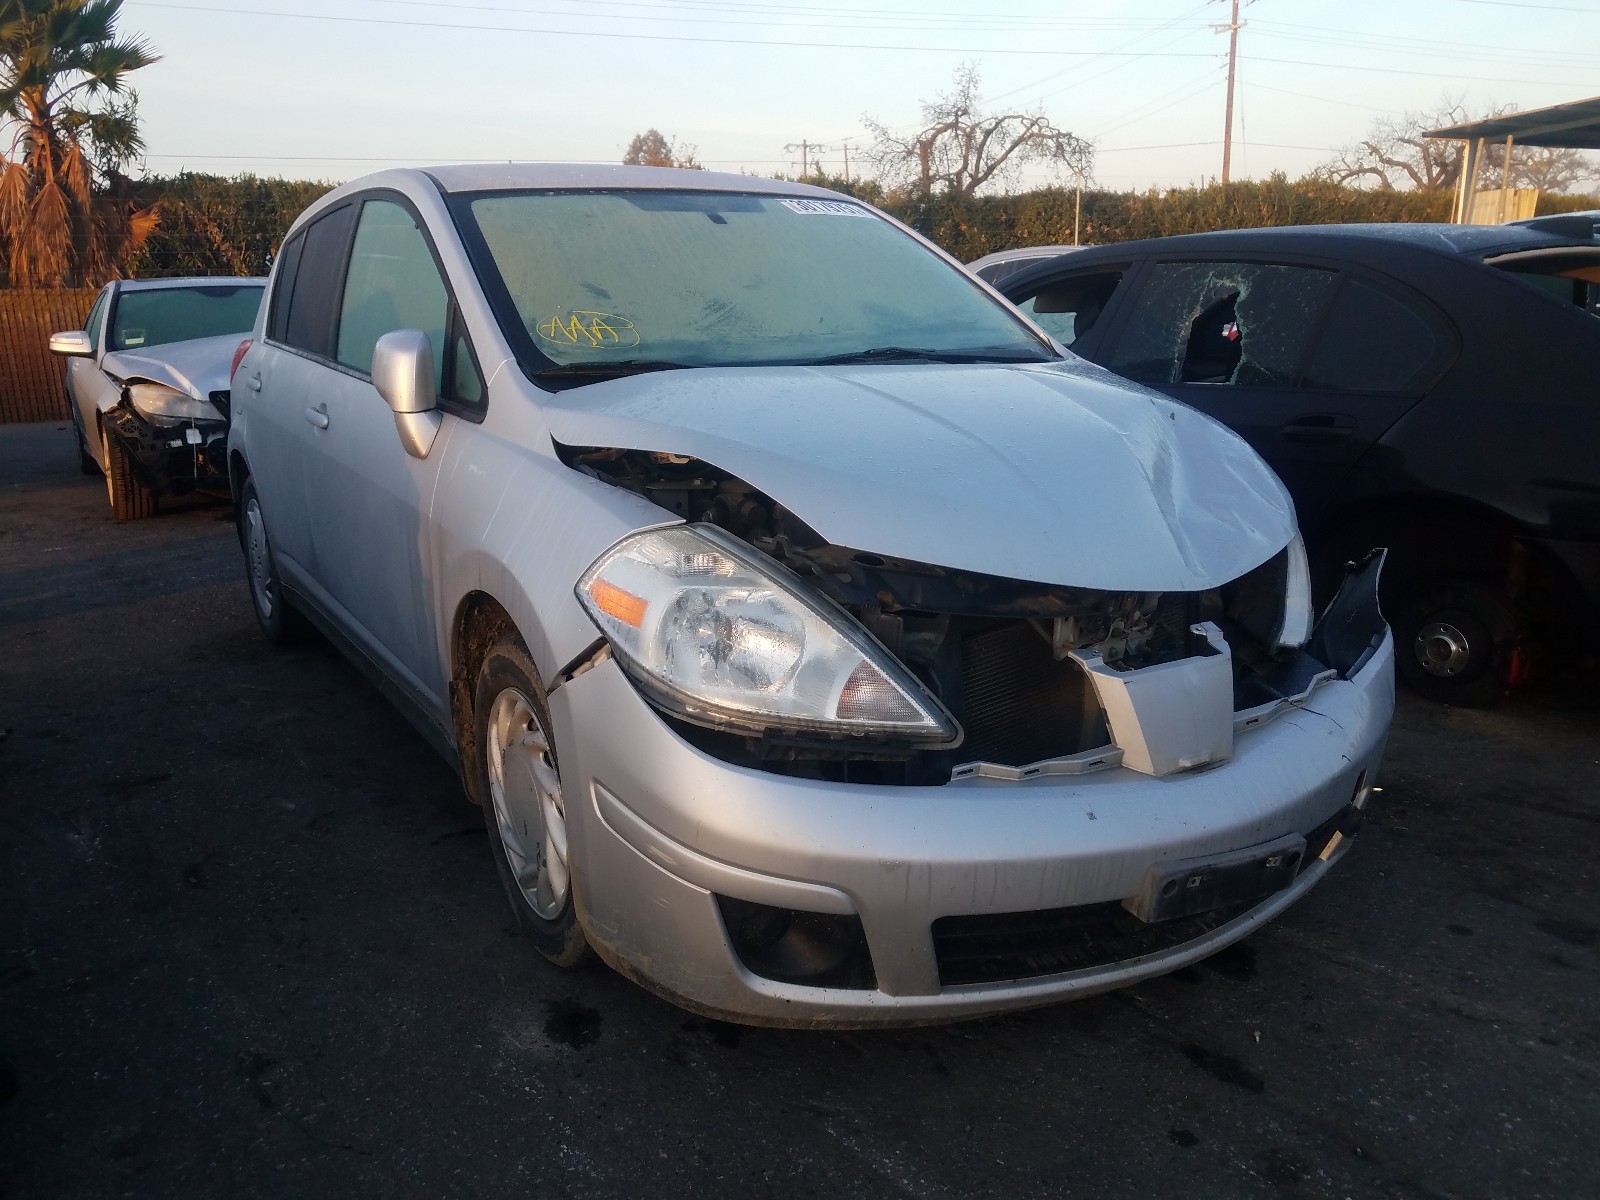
[778,198,874,218]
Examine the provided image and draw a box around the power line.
[369,0,1214,32]
[131,2,1225,57]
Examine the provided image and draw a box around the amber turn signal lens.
[587,577,648,629]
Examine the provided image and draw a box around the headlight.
[1277,532,1314,649]
[577,525,959,744]
[127,382,220,424]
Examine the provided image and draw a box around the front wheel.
[1393,578,1519,707]
[102,426,154,521]
[474,635,588,967]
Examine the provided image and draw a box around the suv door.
[1096,258,1447,527]
[299,194,485,714]
[242,202,359,582]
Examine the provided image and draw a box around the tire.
[1393,578,1519,707]
[473,634,588,967]
[102,426,154,521]
[237,476,309,645]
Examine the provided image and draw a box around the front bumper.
[102,406,229,496]
[550,629,1395,1028]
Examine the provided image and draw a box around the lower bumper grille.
[932,899,1255,987]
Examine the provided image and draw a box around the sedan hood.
[102,333,242,400]
[542,359,1295,592]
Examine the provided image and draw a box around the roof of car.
[116,276,266,292]
[990,222,1600,296]
[1055,221,1585,260]
[419,163,847,199]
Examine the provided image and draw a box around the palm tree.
[0,0,158,287]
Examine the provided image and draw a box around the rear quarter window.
[1301,278,1446,394]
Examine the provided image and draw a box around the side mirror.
[371,328,442,459]
[49,330,93,357]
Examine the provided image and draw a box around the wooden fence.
[0,289,99,424]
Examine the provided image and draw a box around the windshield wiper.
[801,346,1051,366]
[536,359,693,376]
[534,359,694,383]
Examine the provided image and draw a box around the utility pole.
[785,139,815,177]
[1214,0,1247,185]
[839,139,853,184]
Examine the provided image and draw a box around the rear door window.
[1301,277,1446,394]
[267,231,305,344]
[281,203,357,359]
[1011,270,1124,348]
[1107,261,1337,386]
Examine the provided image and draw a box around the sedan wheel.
[101,426,155,521]
[1394,578,1518,707]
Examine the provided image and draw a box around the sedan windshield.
[110,284,264,352]
[458,190,1055,375]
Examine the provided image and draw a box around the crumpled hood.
[542,358,1296,592]
[102,333,242,400]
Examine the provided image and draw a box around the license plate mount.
[1123,832,1307,924]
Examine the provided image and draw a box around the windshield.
[110,284,264,352]
[456,190,1055,374]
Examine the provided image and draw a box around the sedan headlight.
[127,382,221,424]
[577,525,959,744]
[1277,532,1314,650]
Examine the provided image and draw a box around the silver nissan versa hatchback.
[228,165,1394,1027]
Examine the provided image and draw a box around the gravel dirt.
[2,419,1597,1199]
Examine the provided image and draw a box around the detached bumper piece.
[102,406,229,497]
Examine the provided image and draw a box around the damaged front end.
[102,380,231,498]
[564,446,1388,787]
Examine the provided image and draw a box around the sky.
[115,0,1600,190]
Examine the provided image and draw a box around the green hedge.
[119,170,1597,278]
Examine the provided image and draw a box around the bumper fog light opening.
[715,896,876,991]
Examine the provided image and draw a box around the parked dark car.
[995,215,1600,703]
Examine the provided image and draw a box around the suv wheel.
[474,634,588,967]
[102,426,154,520]
[237,476,308,645]
[1394,578,1518,707]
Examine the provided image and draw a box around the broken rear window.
[1107,261,1337,387]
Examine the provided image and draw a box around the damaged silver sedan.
[228,166,1393,1026]
[51,277,265,520]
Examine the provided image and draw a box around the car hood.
[102,333,242,400]
[541,359,1296,592]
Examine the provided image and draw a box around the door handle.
[1280,413,1355,443]
[304,404,330,430]
[245,373,262,392]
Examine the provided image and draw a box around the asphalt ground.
[1,419,1597,1199]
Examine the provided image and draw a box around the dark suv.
[994,215,1600,704]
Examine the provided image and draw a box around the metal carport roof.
[1424,95,1600,151]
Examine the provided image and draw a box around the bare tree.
[622,128,702,170]
[1319,103,1476,192]
[1509,145,1599,195]
[864,65,1092,197]
[1320,101,1600,195]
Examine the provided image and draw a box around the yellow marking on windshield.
[535,311,641,350]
